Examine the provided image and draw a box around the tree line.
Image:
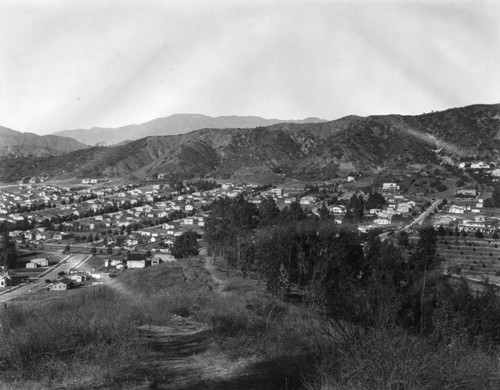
[203,195,500,345]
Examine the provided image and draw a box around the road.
[379,198,442,241]
[404,198,442,230]
[0,253,91,304]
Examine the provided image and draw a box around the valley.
[2,103,500,389]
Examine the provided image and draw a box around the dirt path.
[201,249,230,296]
[106,255,270,390]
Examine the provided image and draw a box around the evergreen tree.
[171,230,199,258]
[0,233,17,268]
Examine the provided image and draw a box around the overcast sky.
[1,0,499,135]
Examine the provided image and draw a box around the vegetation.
[1,248,499,389]
[171,230,200,258]
[0,232,17,268]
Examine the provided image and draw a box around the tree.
[64,244,71,253]
[0,233,17,269]
[171,231,199,259]
[365,191,386,210]
[258,196,280,226]
[90,246,97,255]
[318,202,330,219]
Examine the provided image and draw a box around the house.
[374,218,391,225]
[300,196,316,205]
[53,232,73,240]
[329,205,346,214]
[67,273,86,283]
[449,205,466,214]
[470,162,490,169]
[51,278,75,291]
[456,189,477,198]
[0,271,10,288]
[127,259,150,269]
[126,252,149,269]
[152,254,175,265]
[382,183,399,191]
[30,258,49,267]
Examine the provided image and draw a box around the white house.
[300,196,316,205]
[382,183,399,191]
[0,271,10,288]
[449,205,466,214]
[127,259,149,269]
[374,218,391,225]
[329,205,346,214]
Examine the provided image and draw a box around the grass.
[1,257,499,389]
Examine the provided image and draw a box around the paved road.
[0,253,91,303]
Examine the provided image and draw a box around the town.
[2,158,500,300]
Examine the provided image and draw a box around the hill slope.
[51,114,327,145]
[0,126,87,158]
[2,104,500,181]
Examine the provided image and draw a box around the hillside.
[0,126,87,158]
[2,103,500,181]
[52,114,327,145]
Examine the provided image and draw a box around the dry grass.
[1,258,499,390]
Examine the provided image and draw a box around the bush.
[306,328,498,390]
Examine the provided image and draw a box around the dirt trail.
[111,255,270,390]
[202,252,230,296]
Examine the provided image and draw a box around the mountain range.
[0,126,86,158]
[1,103,499,182]
[52,114,327,145]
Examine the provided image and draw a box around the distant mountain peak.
[0,125,87,158]
[51,114,328,145]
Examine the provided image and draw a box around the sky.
[0,0,499,135]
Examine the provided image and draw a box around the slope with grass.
[1,255,499,389]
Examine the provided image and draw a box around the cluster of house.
[52,254,175,290]
[457,161,500,178]
[432,192,498,233]
[370,196,416,225]
[25,258,50,269]
[50,268,93,291]
[107,252,175,270]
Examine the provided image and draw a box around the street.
[0,253,91,304]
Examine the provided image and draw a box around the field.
[437,235,500,283]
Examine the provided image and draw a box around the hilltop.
[0,126,87,158]
[1,103,499,181]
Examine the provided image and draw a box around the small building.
[30,258,49,267]
[127,259,150,269]
[374,218,391,225]
[329,205,346,214]
[67,273,87,283]
[51,278,75,291]
[0,272,10,288]
[126,252,149,269]
[382,183,399,191]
